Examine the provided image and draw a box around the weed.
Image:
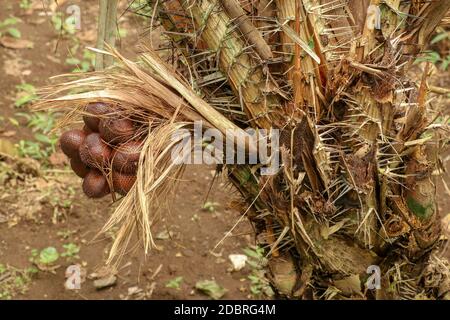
[15,83,37,108]
[8,117,19,127]
[65,49,96,73]
[15,112,58,161]
[20,0,32,10]
[0,16,21,39]
[195,279,227,299]
[415,32,450,70]
[0,264,36,300]
[29,247,59,266]
[242,246,274,298]
[247,270,273,297]
[51,12,77,36]
[166,276,183,290]
[61,243,80,260]
[242,246,267,268]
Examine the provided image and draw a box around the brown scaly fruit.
[82,169,110,198]
[70,156,90,178]
[83,125,94,135]
[99,117,136,144]
[111,140,143,174]
[83,102,112,132]
[59,129,87,159]
[112,171,136,195]
[79,133,112,168]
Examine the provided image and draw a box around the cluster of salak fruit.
[59,103,143,198]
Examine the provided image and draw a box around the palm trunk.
[155,0,450,299]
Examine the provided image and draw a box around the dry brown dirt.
[0,0,258,300]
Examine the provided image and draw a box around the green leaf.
[8,118,19,127]
[15,94,35,107]
[34,133,52,145]
[20,0,32,9]
[242,246,264,260]
[39,247,59,265]
[51,14,62,31]
[441,55,450,71]
[64,16,77,34]
[80,61,90,72]
[195,280,227,300]
[166,276,183,289]
[308,37,315,50]
[61,243,80,258]
[16,83,35,93]
[15,83,37,107]
[7,27,21,39]
[1,17,19,27]
[65,57,81,65]
[414,51,441,65]
[431,32,449,44]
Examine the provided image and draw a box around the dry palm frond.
[102,122,189,264]
[37,47,246,266]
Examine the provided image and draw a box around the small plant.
[195,279,227,300]
[247,270,274,297]
[15,112,58,161]
[165,276,183,290]
[0,17,21,39]
[15,83,37,108]
[242,246,273,298]
[61,243,80,260]
[8,117,19,127]
[414,32,450,70]
[242,246,267,268]
[50,196,73,223]
[50,196,73,210]
[19,0,32,10]
[48,186,76,223]
[65,49,96,73]
[51,12,77,36]
[17,140,54,160]
[0,264,36,300]
[29,247,59,271]
[20,111,56,134]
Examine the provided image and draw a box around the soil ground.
[0,0,258,300]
